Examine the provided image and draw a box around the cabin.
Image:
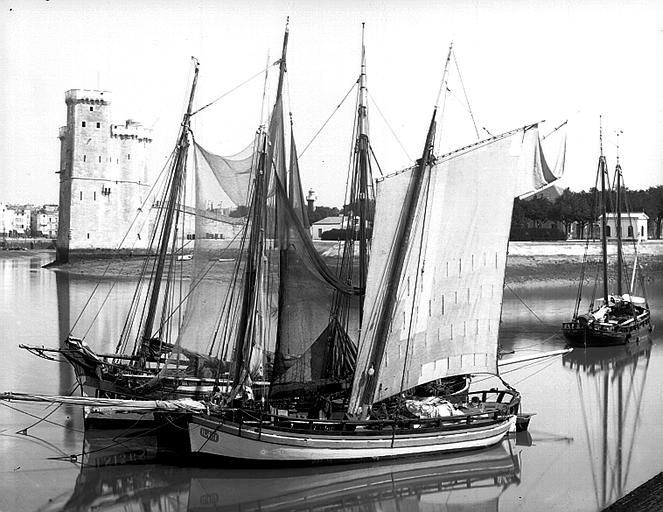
[310,216,344,240]
[599,212,649,241]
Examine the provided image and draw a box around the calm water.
[1,251,662,512]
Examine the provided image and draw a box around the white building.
[310,216,344,240]
[600,212,649,241]
[0,204,32,237]
[31,204,59,238]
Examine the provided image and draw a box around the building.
[0,204,32,237]
[600,212,649,241]
[31,204,59,238]
[56,89,153,261]
[310,216,344,240]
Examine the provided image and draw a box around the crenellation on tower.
[56,88,152,262]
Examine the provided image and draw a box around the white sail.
[351,125,564,408]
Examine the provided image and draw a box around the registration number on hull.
[199,427,219,443]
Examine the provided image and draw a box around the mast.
[231,133,267,387]
[141,58,199,346]
[357,22,370,320]
[354,44,452,412]
[599,117,609,305]
[615,131,623,296]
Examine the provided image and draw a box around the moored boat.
[562,123,653,347]
[186,23,565,464]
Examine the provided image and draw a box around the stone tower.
[56,90,152,262]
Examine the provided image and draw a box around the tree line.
[512,185,663,240]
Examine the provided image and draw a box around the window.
[82,121,86,127]
[96,122,100,128]
[80,191,83,200]
[641,226,645,236]
[89,107,93,111]
[605,225,611,237]
[127,154,131,160]
[93,191,96,200]
[628,226,634,237]
[98,156,101,163]
[87,233,90,239]
[83,155,86,162]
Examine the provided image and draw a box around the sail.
[173,141,257,363]
[193,141,254,207]
[351,125,564,407]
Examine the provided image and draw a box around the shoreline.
[4,240,662,285]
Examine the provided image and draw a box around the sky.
[1,0,663,207]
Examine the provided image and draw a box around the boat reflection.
[53,430,521,511]
[562,341,651,509]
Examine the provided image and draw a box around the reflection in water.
[53,431,521,512]
[562,342,651,510]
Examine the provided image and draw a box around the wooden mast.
[615,131,623,296]
[599,117,609,305]
[354,43,452,412]
[357,22,369,321]
[141,58,199,348]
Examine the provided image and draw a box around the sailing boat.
[562,126,653,347]
[187,26,565,463]
[52,428,519,512]
[20,58,253,427]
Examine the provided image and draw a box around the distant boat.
[186,24,564,463]
[562,126,653,347]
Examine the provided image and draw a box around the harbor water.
[1,250,662,511]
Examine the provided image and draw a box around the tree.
[308,206,340,224]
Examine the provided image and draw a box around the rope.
[367,91,411,162]
[191,61,278,116]
[0,401,84,434]
[504,284,552,326]
[15,382,81,435]
[300,79,358,158]
[452,52,480,140]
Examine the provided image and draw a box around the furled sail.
[350,125,564,408]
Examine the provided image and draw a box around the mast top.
[599,114,603,156]
[616,129,623,164]
[434,41,454,109]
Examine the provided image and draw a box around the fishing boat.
[48,429,519,512]
[20,58,256,427]
[562,125,653,347]
[186,24,565,463]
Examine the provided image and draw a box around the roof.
[601,212,649,220]
[312,216,344,226]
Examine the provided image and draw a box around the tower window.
[96,122,100,128]
[82,121,86,127]
[80,191,83,200]
[127,154,131,160]
[93,191,96,200]
[87,233,90,239]
[98,156,101,163]
[83,155,86,162]
[89,107,93,111]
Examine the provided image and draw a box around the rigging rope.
[191,61,279,117]
[452,51,480,140]
[300,79,358,158]
[367,91,412,162]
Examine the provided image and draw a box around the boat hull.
[188,413,516,463]
[562,317,652,347]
